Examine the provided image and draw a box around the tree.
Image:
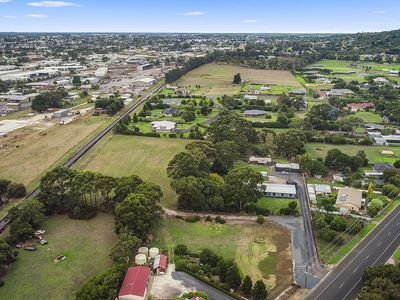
[241,275,253,296]
[367,182,374,204]
[72,76,81,87]
[114,194,163,240]
[6,183,26,198]
[330,216,348,232]
[182,109,196,122]
[257,215,265,224]
[394,160,400,169]
[0,178,11,195]
[0,239,17,276]
[226,264,242,289]
[109,232,141,263]
[298,153,313,175]
[134,182,163,204]
[367,199,384,216]
[113,175,143,204]
[275,130,306,159]
[167,152,209,180]
[233,73,241,84]
[175,244,188,256]
[311,159,328,177]
[224,167,263,210]
[324,148,352,172]
[252,280,268,300]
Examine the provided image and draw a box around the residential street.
[305,204,400,300]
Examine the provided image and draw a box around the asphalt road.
[172,271,234,300]
[306,204,400,300]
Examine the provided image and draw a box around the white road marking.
[352,267,358,273]
[365,255,370,260]
[339,282,344,288]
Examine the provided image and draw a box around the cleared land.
[0,214,117,300]
[257,197,299,215]
[0,114,110,190]
[152,218,292,291]
[175,63,301,96]
[74,135,189,209]
[305,143,400,164]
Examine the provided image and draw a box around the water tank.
[135,254,147,265]
[149,247,160,258]
[138,247,149,256]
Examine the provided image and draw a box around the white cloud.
[0,0,12,3]
[373,10,386,14]
[25,14,47,18]
[242,19,259,23]
[180,11,204,16]
[3,15,16,18]
[27,1,81,7]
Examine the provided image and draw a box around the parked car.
[35,230,45,235]
[39,239,48,245]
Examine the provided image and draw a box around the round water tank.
[135,254,147,265]
[138,247,149,256]
[149,247,159,258]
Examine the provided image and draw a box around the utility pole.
[304,265,310,289]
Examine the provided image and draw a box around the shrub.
[6,183,27,198]
[185,215,200,223]
[175,244,189,256]
[256,215,265,224]
[205,215,212,222]
[215,216,226,224]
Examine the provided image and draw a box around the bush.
[175,244,189,256]
[68,206,97,220]
[215,216,226,224]
[205,215,212,222]
[6,183,26,198]
[184,216,200,223]
[256,215,265,224]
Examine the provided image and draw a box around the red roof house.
[347,102,375,111]
[118,266,152,300]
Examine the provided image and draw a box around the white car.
[39,239,48,245]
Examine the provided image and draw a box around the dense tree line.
[165,53,215,83]
[32,89,68,113]
[358,264,400,299]
[95,97,124,116]
[0,178,26,205]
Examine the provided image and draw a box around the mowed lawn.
[305,143,400,164]
[0,114,110,190]
[352,111,383,124]
[257,197,300,215]
[175,63,301,96]
[74,135,189,209]
[0,214,117,300]
[152,219,292,291]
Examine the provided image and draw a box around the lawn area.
[74,135,189,209]
[0,214,117,300]
[310,60,359,73]
[256,197,299,215]
[233,160,270,173]
[175,63,301,96]
[152,219,292,291]
[305,143,400,164]
[352,111,383,124]
[0,114,111,191]
[394,248,400,262]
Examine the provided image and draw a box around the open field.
[0,114,110,190]
[152,218,292,290]
[74,135,189,209]
[305,143,400,164]
[175,63,301,96]
[257,197,299,215]
[0,214,117,300]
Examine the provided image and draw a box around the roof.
[347,102,375,109]
[118,266,151,297]
[153,254,167,270]
[243,109,267,116]
[249,156,271,164]
[289,88,307,94]
[373,163,393,173]
[335,187,362,208]
[275,163,300,170]
[265,184,296,195]
[163,107,178,115]
[314,184,332,194]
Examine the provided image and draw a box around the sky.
[0,0,400,33]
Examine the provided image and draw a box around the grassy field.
[175,63,301,96]
[305,143,400,164]
[74,135,189,209]
[256,197,299,215]
[394,248,400,262]
[0,214,117,300]
[352,111,383,124]
[310,60,359,73]
[152,218,292,290]
[0,114,110,190]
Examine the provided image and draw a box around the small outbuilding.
[118,266,152,300]
[153,254,167,275]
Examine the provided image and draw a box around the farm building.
[94,67,108,77]
[248,156,272,165]
[137,63,154,71]
[135,78,156,87]
[118,266,152,300]
[244,95,258,100]
[324,89,354,98]
[162,107,178,116]
[52,109,71,119]
[288,88,306,97]
[243,109,267,117]
[261,183,297,198]
[162,99,182,106]
[153,254,167,275]
[346,102,375,112]
[151,121,176,132]
[275,163,301,173]
[335,187,363,213]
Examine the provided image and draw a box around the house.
[314,184,332,195]
[52,109,70,119]
[264,99,272,105]
[248,156,272,165]
[260,86,271,91]
[335,187,362,212]
[162,107,178,116]
[137,63,153,71]
[162,99,182,106]
[118,266,152,300]
[373,77,389,85]
[380,150,395,157]
[243,109,267,117]
[135,78,156,87]
[324,89,355,98]
[153,254,167,275]
[373,163,393,173]
[150,121,176,132]
[275,163,301,173]
[346,102,375,112]
[307,185,317,204]
[262,183,297,198]
[94,67,108,77]
[244,95,258,101]
[288,89,307,97]
[364,123,384,133]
